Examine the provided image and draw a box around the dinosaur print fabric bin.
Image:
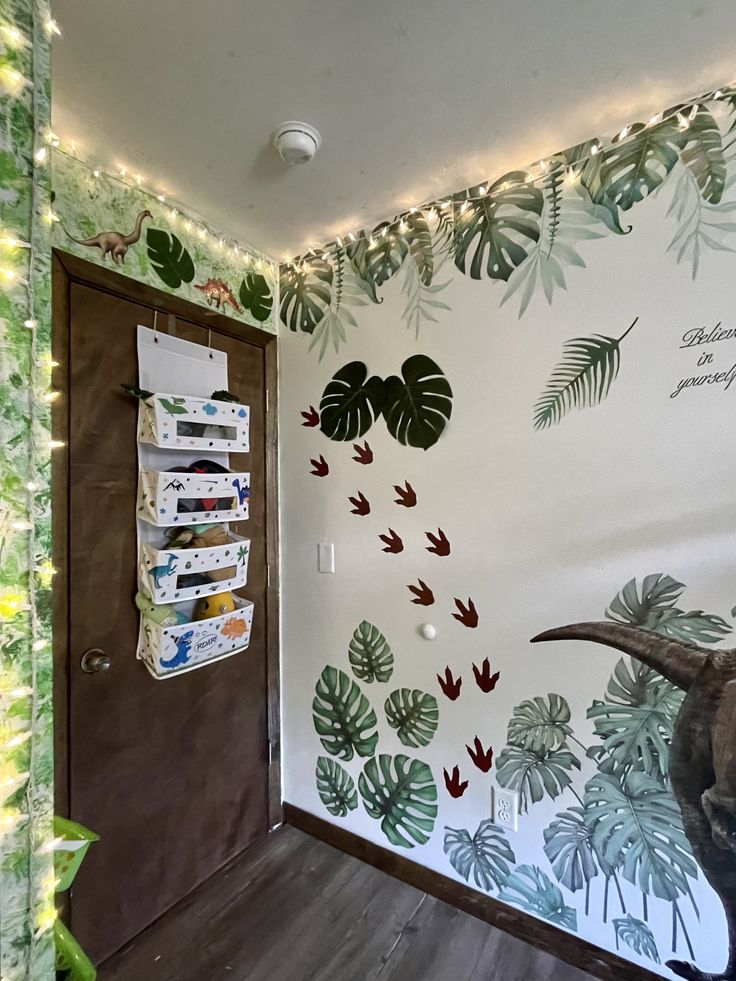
[138,468,250,526]
[138,596,255,679]
[137,392,250,453]
[138,534,250,604]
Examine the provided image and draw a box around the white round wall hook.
[419,623,437,641]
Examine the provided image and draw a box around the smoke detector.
[271,121,322,165]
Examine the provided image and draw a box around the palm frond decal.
[533,318,638,431]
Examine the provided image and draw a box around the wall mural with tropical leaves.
[51,150,277,332]
[281,79,736,981]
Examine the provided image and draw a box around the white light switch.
[318,542,335,574]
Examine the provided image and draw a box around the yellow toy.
[193,591,236,621]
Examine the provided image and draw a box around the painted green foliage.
[384,689,439,748]
[497,574,731,961]
[348,621,394,683]
[318,355,453,450]
[315,757,358,817]
[358,753,438,848]
[0,1,55,978]
[444,819,516,892]
[312,666,378,760]
[51,152,277,332]
[499,865,578,931]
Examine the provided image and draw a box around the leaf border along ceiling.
[279,85,736,368]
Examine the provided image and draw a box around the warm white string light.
[287,84,735,267]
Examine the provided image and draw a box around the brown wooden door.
[64,282,271,963]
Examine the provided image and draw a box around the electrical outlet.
[493,787,519,832]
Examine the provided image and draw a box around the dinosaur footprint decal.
[301,406,320,427]
[444,766,469,799]
[348,492,370,516]
[309,455,329,477]
[437,667,462,701]
[407,579,434,605]
[472,658,500,693]
[379,529,404,554]
[453,597,478,628]
[394,481,417,507]
[352,441,373,465]
[425,528,450,556]
[466,737,493,772]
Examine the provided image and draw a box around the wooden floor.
[100,825,596,981]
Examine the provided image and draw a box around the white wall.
[279,104,736,977]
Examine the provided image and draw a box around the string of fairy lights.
[0,6,63,970]
[286,84,735,271]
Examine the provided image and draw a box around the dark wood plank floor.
[100,825,596,981]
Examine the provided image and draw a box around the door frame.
[51,249,282,844]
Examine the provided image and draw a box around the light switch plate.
[318,542,335,574]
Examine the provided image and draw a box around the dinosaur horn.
[530,620,708,691]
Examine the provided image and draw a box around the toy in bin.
[53,815,99,981]
[166,459,241,515]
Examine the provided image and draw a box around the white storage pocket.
[138,596,254,679]
[138,469,250,526]
[138,393,250,452]
[139,534,250,604]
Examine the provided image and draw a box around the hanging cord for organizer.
[152,309,159,343]
[208,329,213,359]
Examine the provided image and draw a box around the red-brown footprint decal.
[379,529,403,554]
[466,737,494,772]
[301,406,319,427]
[394,481,417,507]
[407,579,434,605]
[348,492,370,516]
[473,658,500,692]
[444,766,469,799]
[309,455,329,477]
[425,528,450,556]
[453,597,478,628]
[352,441,373,465]
[437,667,462,701]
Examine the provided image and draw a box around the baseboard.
[283,803,662,981]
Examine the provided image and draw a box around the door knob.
[81,648,111,674]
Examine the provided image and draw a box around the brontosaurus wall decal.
[531,620,736,981]
[64,209,152,264]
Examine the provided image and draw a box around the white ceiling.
[53,0,736,260]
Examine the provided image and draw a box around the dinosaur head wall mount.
[532,620,736,981]
[64,209,152,264]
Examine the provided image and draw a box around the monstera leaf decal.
[533,319,637,431]
[146,229,195,289]
[613,915,660,963]
[347,223,408,301]
[588,118,686,212]
[312,666,378,761]
[317,356,452,450]
[543,807,599,893]
[496,745,581,813]
[319,362,386,441]
[587,657,683,779]
[680,105,727,204]
[404,211,434,286]
[606,572,730,644]
[315,756,358,817]
[584,769,697,901]
[348,621,394,684]
[454,174,543,281]
[279,257,333,334]
[239,271,273,323]
[382,355,453,450]
[498,865,578,931]
[384,689,439,748]
[358,754,438,848]
[444,819,516,893]
[507,694,573,752]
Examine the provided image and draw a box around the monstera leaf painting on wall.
[498,865,578,931]
[496,743,581,813]
[280,256,333,333]
[146,228,195,289]
[358,754,438,848]
[312,666,378,761]
[347,222,408,301]
[239,271,273,323]
[444,819,516,893]
[613,915,661,963]
[319,362,385,441]
[348,621,394,684]
[315,756,358,818]
[384,688,439,748]
[453,174,543,280]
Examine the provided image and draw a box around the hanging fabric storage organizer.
[134,325,254,680]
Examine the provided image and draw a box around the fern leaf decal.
[544,163,564,258]
[533,318,638,431]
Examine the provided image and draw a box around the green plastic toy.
[53,816,99,981]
